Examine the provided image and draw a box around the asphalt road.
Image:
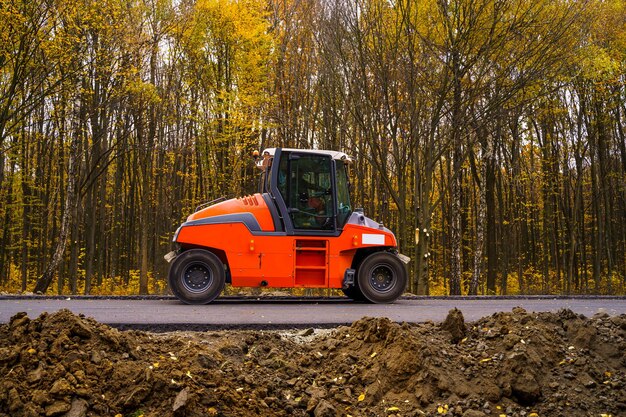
[1,296,625,330]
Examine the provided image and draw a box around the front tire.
[168,249,225,304]
[357,252,407,303]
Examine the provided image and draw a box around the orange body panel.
[188,194,275,232]
[176,214,396,289]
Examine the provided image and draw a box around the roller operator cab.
[165,148,410,304]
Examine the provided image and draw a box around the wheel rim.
[369,263,396,293]
[181,261,213,294]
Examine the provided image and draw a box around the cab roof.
[262,148,353,163]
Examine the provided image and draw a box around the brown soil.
[1,308,625,417]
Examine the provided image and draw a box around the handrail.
[194,196,227,212]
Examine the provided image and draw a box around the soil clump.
[1,307,625,416]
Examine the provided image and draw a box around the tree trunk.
[450,147,463,295]
[0,156,16,285]
[33,133,80,294]
[415,154,432,295]
[20,135,31,292]
[469,139,489,295]
[485,133,498,294]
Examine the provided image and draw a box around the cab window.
[335,160,352,227]
[281,154,333,230]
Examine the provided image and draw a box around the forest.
[0,0,624,296]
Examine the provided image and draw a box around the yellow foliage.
[88,271,166,296]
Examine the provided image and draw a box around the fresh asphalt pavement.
[1,296,625,330]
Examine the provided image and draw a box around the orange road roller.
[165,148,409,304]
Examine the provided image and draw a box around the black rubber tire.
[168,249,225,304]
[341,285,367,302]
[356,252,407,303]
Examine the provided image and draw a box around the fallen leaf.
[370,351,378,358]
[386,406,400,412]
[358,393,365,402]
[480,358,492,363]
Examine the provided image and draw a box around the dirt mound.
[1,308,625,417]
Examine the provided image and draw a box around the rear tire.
[168,249,225,304]
[357,252,407,303]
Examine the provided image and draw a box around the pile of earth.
[1,307,625,417]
